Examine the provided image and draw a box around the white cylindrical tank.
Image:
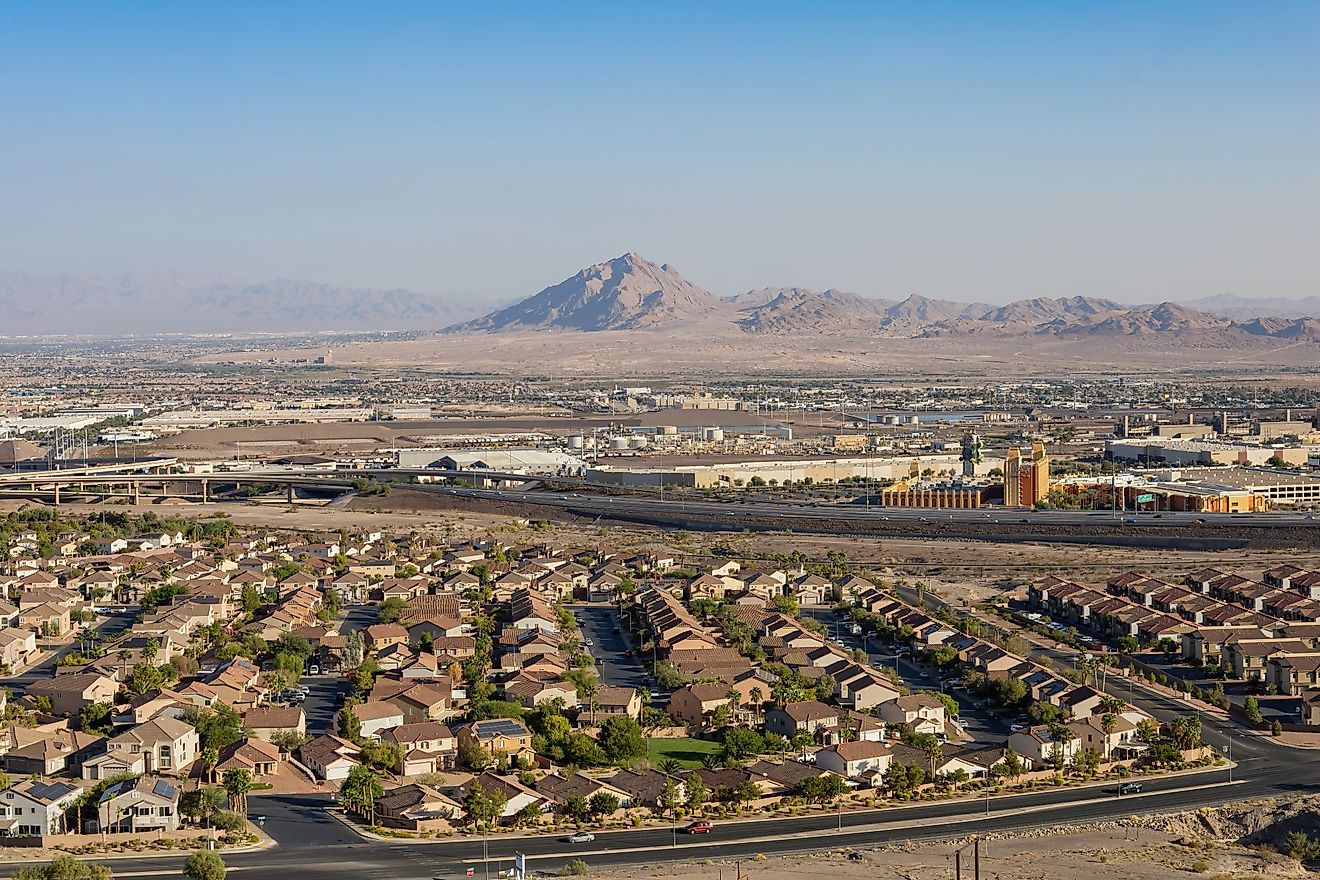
[628,436,647,449]
[608,436,630,451]
[702,427,725,443]
[567,435,585,450]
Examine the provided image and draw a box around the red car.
[684,821,714,834]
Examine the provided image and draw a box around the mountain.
[1041,302,1231,337]
[1237,316,1320,338]
[0,271,478,335]
[1181,294,1320,320]
[975,295,1125,324]
[454,253,724,332]
[733,288,891,333]
[881,294,972,325]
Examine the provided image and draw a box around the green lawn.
[646,736,722,768]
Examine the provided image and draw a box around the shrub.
[560,859,590,876]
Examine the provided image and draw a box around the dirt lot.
[597,826,1308,880]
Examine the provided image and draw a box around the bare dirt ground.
[189,329,1320,382]
[598,827,1307,880]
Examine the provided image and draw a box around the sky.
[1,1,1317,305]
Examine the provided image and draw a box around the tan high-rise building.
[1004,441,1050,507]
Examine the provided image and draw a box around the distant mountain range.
[450,253,1320,341]
[0,271,484,335]
[5,258,1318,340]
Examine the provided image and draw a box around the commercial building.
[1004,442,1050,508]
[879,480,995,509]
[395,448,586,476]
[585,452,995,490]
[1108,439,1309,468]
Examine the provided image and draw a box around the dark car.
[1117,781,1143,795]
[684,821,714,834]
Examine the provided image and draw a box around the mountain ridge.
[0,271,480,334]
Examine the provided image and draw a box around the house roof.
[243,706,305,730]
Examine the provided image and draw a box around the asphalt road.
[573,604,651,693]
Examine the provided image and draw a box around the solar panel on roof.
[477,719,525,735]
[152,779,177,798]
[28,781,76,801]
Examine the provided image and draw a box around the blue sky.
[1,2,1316,303]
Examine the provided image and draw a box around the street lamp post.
[483,824,490,880]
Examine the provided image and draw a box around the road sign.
[1135,493,1155,503]
[514,851,526,880]
[466,869,474,878]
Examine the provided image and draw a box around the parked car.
[568,832,595,844]
[1117,782,1143,795]
[308,664,321,675]
[684,821,714,834]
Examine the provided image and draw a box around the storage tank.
[628,436,648,449]
[702,427,725,443]
[658,425,678,436]
[566,435,585,450]
[907,415,920,424]
[608,436,630,451]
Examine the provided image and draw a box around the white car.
[568,832,595,844]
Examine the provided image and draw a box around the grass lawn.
[646,736,722,768]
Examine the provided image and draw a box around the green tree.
[10,856,113,880]
[377,597,407,624]
[183,705,244,752]
[588,792,619,817]
[1244,695,1263,725]
[183,849,226,880]
[339,764,385,825]
[683,773,709,813]
[596,717,646,764]
[463,781,508,829]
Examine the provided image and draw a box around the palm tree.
[1100,713,1118,760]
[657,757,683,777]
[201,747,219,784]
[1098,695,1127,716]
[924,738,943,776]
[748,687,764,725]
[223,768,253,815]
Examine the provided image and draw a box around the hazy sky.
[1,2,1317,304]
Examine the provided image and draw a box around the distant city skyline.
[1,2,1317,306]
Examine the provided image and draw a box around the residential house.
[536,772,634,812]
[97,777,180,834]
[243,706,307,743]
[217,738,283,777]
[381,722,458,775]
[350,702,406,740]
[0,778,82,836]
[1006,725,1081,770]
[764,701,845,740]
[667,683,739,725]
[814,741,893,780]
[375,783,464,831]
[298,734,361,782]
[877,695,947,737]
[82,717,198,780]
[26,672,118,716]
[2,727,99,777]
[458,719,534,764]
